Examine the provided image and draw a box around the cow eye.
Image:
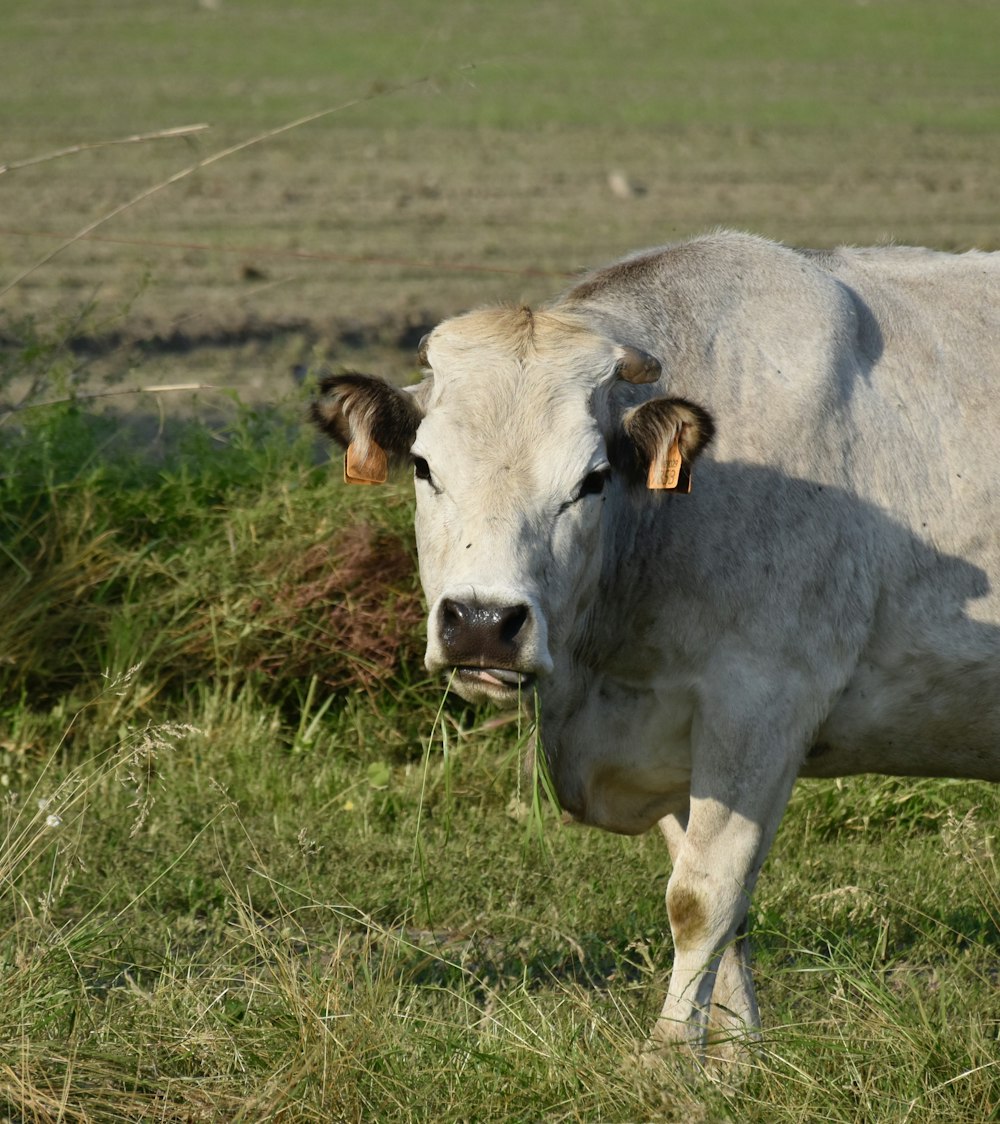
[412,455,432,482]
[577,468,609,499]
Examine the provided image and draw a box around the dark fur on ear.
[310,372,424,469]
[613,396,716,485]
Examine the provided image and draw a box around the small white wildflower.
[102,663,142,693]
[46,814,62,828]
[0,773,9,787]
[506,795,529,823]
[37,797,51,812]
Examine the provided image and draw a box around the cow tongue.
[461,667,529,689]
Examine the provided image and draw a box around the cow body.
[313,231,1000,1057]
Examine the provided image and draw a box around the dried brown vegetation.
[246,522,424,691]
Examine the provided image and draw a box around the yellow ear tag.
[344,441,388,485]
[647,435,691,492]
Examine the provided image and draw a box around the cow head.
[311,307,714,706]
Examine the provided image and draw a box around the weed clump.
[246,523,424,691]
[0,320,425,724]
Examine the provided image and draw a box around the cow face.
[312,308,713,706]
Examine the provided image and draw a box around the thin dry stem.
[0,124,210,175]
[0,77,435,297]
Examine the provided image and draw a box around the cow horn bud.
[417,333,431,367]
[614,346,661,384]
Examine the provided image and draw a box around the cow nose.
[439,598,530,665]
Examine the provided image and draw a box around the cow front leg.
[658,812,759,1043]
[650,760,796,1061]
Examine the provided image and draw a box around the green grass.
[0,327,998,1121]
[2,0,999,364]
[5,0,1000,136]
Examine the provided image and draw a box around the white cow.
[312,231,1000,1058]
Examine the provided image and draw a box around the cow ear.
[619,397,715,492]
[310,372,425,485]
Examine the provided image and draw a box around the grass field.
[1,2,999,1120]
[3,0,1000,384]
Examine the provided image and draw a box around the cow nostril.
[438,597,532,665]
[441,598,468,632]
[499,604,529,644]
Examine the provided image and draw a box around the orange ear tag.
[646,436,692,493]
[344,441,388,485]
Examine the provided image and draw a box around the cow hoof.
[638,1027,755,1088]
[635,1034,705,1081]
